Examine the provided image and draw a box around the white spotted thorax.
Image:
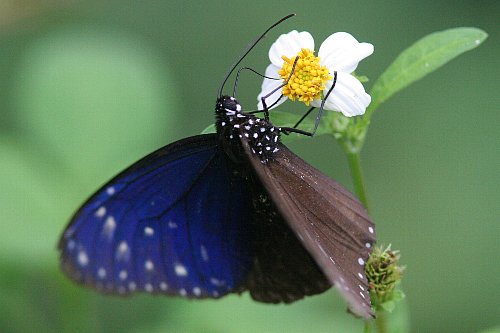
[215,95,281,163]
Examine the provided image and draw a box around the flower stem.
[375,312,388,333]
[363,321,373,333]
[346,152,370,210]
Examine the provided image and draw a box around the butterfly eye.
[222,96,242,112]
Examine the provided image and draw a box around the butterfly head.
[215,95,242,115]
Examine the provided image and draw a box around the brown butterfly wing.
[242,141,376,318]
[243,188,331,303]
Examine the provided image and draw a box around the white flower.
[257,30,373,117]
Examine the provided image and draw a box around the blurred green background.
[0,1,498,332]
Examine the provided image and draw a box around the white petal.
[318,32,373,73]
[269,30,314,67]
[257,64,287,110]
[311,72,371,117]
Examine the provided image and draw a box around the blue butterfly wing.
[59,134,255,298]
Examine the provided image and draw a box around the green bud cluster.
[365,245,405,312]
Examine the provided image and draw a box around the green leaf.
[368,27,487,116]
[201,124,216,134]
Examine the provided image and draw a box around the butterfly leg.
[279,127,313,137]
[282,71,339,137]
[258,56,300,121]
[292,106,316,129]
[310,71,338,136]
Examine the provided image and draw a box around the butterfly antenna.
[232,67,279,98]
[217,13,296,98]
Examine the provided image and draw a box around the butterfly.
[58,14,376,319]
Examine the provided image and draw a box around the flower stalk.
[346,151,369,210]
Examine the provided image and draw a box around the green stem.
[363,320,373,333]
[375,311,387,333]
[346,152,370,211]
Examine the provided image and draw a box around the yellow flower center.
[278,48,331,105]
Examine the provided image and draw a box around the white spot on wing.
[174,263,188,276]
[358,272,364,279]
[160,282,168,290]
[368,226,374,234]
[97,267,106,278]
[145,283,153,292]
[116,241,130,261]
[119,270,128,280]
[77,251,89,266]
[193,287,201,296]
[145,260,154,271]
[358,258,365,265]
[106,187,115,195]
[95,206,106,218]
[209,277,225,287]
[200,245,209,262]
[102,216,116,237]
[168,221,177,229]
[179,288,187,296]
[365,242,371,248]
[144,226,154,236]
